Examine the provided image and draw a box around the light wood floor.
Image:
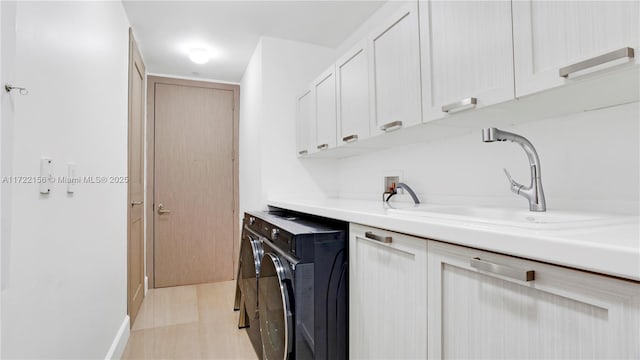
[122,280,258,359]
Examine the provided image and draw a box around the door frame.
[146,75,240,289]
[127,28,146,325]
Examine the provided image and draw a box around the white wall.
[0,2,11,355]
[239,40,264,216]
[239,37,337,215]
[1,2,131,358]
[337,102,640,214]
[0,2,18,357]
[260,37,339,201]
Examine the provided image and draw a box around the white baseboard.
[105,315,130,360]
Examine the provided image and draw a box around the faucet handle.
[503,168,524,195]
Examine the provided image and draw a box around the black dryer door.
[259,253,294,360]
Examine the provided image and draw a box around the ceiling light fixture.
[189,48,210,64]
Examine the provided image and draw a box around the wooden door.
[296,89,312,157]
[368,1,422,136]
[127,29,146,325]
[336,40,370,146]
[427,241,640,359]
[512,0,640,97]
[420,0,515,121]
[349,224,427,359]
[152,78,238,288]
[313,65,337,152]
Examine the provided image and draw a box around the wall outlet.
[384,176,400,193]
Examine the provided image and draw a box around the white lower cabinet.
[349,224,427,359]
[427,241,640,359]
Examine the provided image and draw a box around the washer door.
[240,232,263,320]
[259,253,293,360]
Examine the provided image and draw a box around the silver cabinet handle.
[365,231,392,244]
[342,134,358,143]
[131,200,143,206]
[559,47,634,78]
[157,203,171,215]
[379,120,403,132]
[298,150,308,155]
[470,257,535,282]
[317,143,329,150]
[442,97,477,113]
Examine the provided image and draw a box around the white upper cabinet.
[419,0,515,121]
[336,41,370,146]
[295,89,313,157]
[313,65,337,152]
[512,0,640,97]
[368,1,422,136]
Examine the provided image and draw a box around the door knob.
[158,203,171,215]
[131,200,143,206]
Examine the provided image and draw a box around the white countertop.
[268,198,640,281]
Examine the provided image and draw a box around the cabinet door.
[349,224,427,359]
[368,1,422,136]
[427,241,640,359]
[513,0,640,97]
[295,89,313,157]
[420,0,515,121]
[336,41,370,146]
[313,65,337,152]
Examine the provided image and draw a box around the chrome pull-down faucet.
[482,128,546,212]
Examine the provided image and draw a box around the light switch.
[67,163,77,193]
[39,158,53,194]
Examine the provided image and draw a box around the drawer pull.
[342,134,358,143]
[298,150,308,155]
[317,143,329,150]
[442,97,477,113]
[379,120,403,132]
[559,47,634,78]
[365,231,392,244]
[470,257,535,282]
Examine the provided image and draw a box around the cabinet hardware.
[470,257,535,282]
[559,47,634,78]
[131,201,143,206]
[380,120,403,132]
[365,231,392,243]
[317,144,329,150]
[342,134,358,143]
[442,97,477,113]
[298,150,308,155]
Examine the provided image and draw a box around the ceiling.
[122,1,385,82]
